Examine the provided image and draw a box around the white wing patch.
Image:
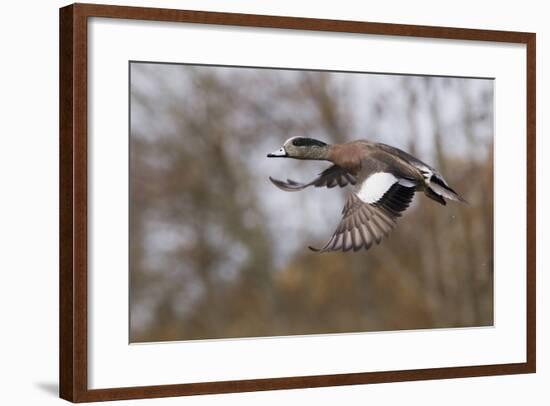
[357,173,417,204]
[357,172,398,203]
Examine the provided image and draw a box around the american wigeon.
[267,137,466,252]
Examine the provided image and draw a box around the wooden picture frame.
[59,3,536,402]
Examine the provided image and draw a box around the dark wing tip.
[269,176,305,192]
[268,176,283,188]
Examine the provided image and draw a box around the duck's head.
[267,137,330,160]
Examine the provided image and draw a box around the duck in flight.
[267,137,466,252]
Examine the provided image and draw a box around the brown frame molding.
[59,3,536,402]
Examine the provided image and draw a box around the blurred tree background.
[129,62,493,342]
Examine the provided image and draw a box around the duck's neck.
[303,144,331,160]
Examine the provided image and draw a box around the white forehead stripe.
[358,172,398,203]
[283,136,299,146]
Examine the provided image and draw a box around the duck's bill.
[267,147,287,158]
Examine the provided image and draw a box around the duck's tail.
[423,172,467,206]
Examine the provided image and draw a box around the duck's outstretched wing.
[310,180,416,252]
[269,165,356,192]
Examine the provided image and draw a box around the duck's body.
[268,137,465,252]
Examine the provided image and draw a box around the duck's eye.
[291,138,327,147]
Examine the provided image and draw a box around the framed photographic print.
[59,3,536,402]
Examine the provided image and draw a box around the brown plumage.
[267,137,466,252]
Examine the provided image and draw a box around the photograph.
[129,62,494,343]
[1,0,540,403]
